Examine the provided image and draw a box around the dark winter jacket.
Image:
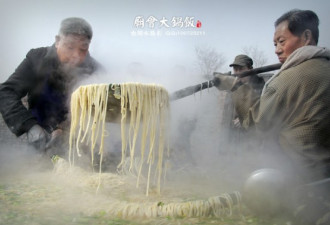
[0,44,100,136]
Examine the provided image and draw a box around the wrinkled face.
[273,21,307,63]
[55,34,90,67]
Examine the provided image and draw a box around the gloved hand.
[27,124,48,151]
[45,129,63,149]
[214,73,239,91]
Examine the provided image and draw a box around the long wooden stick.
[170,63,281,101]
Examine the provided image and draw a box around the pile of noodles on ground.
[52,154,242,219]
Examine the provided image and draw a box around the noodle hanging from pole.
[69,83,170,196]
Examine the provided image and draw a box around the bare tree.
[195,46,226,79]
[242,45,268,68]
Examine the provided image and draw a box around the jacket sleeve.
[232,83,282,132]
[0,50,39,136]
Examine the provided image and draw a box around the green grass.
[0,174,293,225]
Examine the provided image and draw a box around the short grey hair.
[59,17,93,40]
[275,9,319,45]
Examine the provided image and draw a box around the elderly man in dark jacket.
[0,17,101,153]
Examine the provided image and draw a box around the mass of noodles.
[107,193,241,219]
[69,83,170,195]
[59,83,243,220]
[52,155,242,219]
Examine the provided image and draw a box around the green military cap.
[229,54,253,67]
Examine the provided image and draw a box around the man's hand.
[214,73,239,91]
[27,124,48,151]
[45,129,63,149]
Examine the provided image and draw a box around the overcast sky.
[0,0,329,87]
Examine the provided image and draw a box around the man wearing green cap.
[229,54,265,93]
[220,55,265,151]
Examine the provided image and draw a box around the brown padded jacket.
[232,54,330,180]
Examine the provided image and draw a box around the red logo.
[196,20,202,28]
